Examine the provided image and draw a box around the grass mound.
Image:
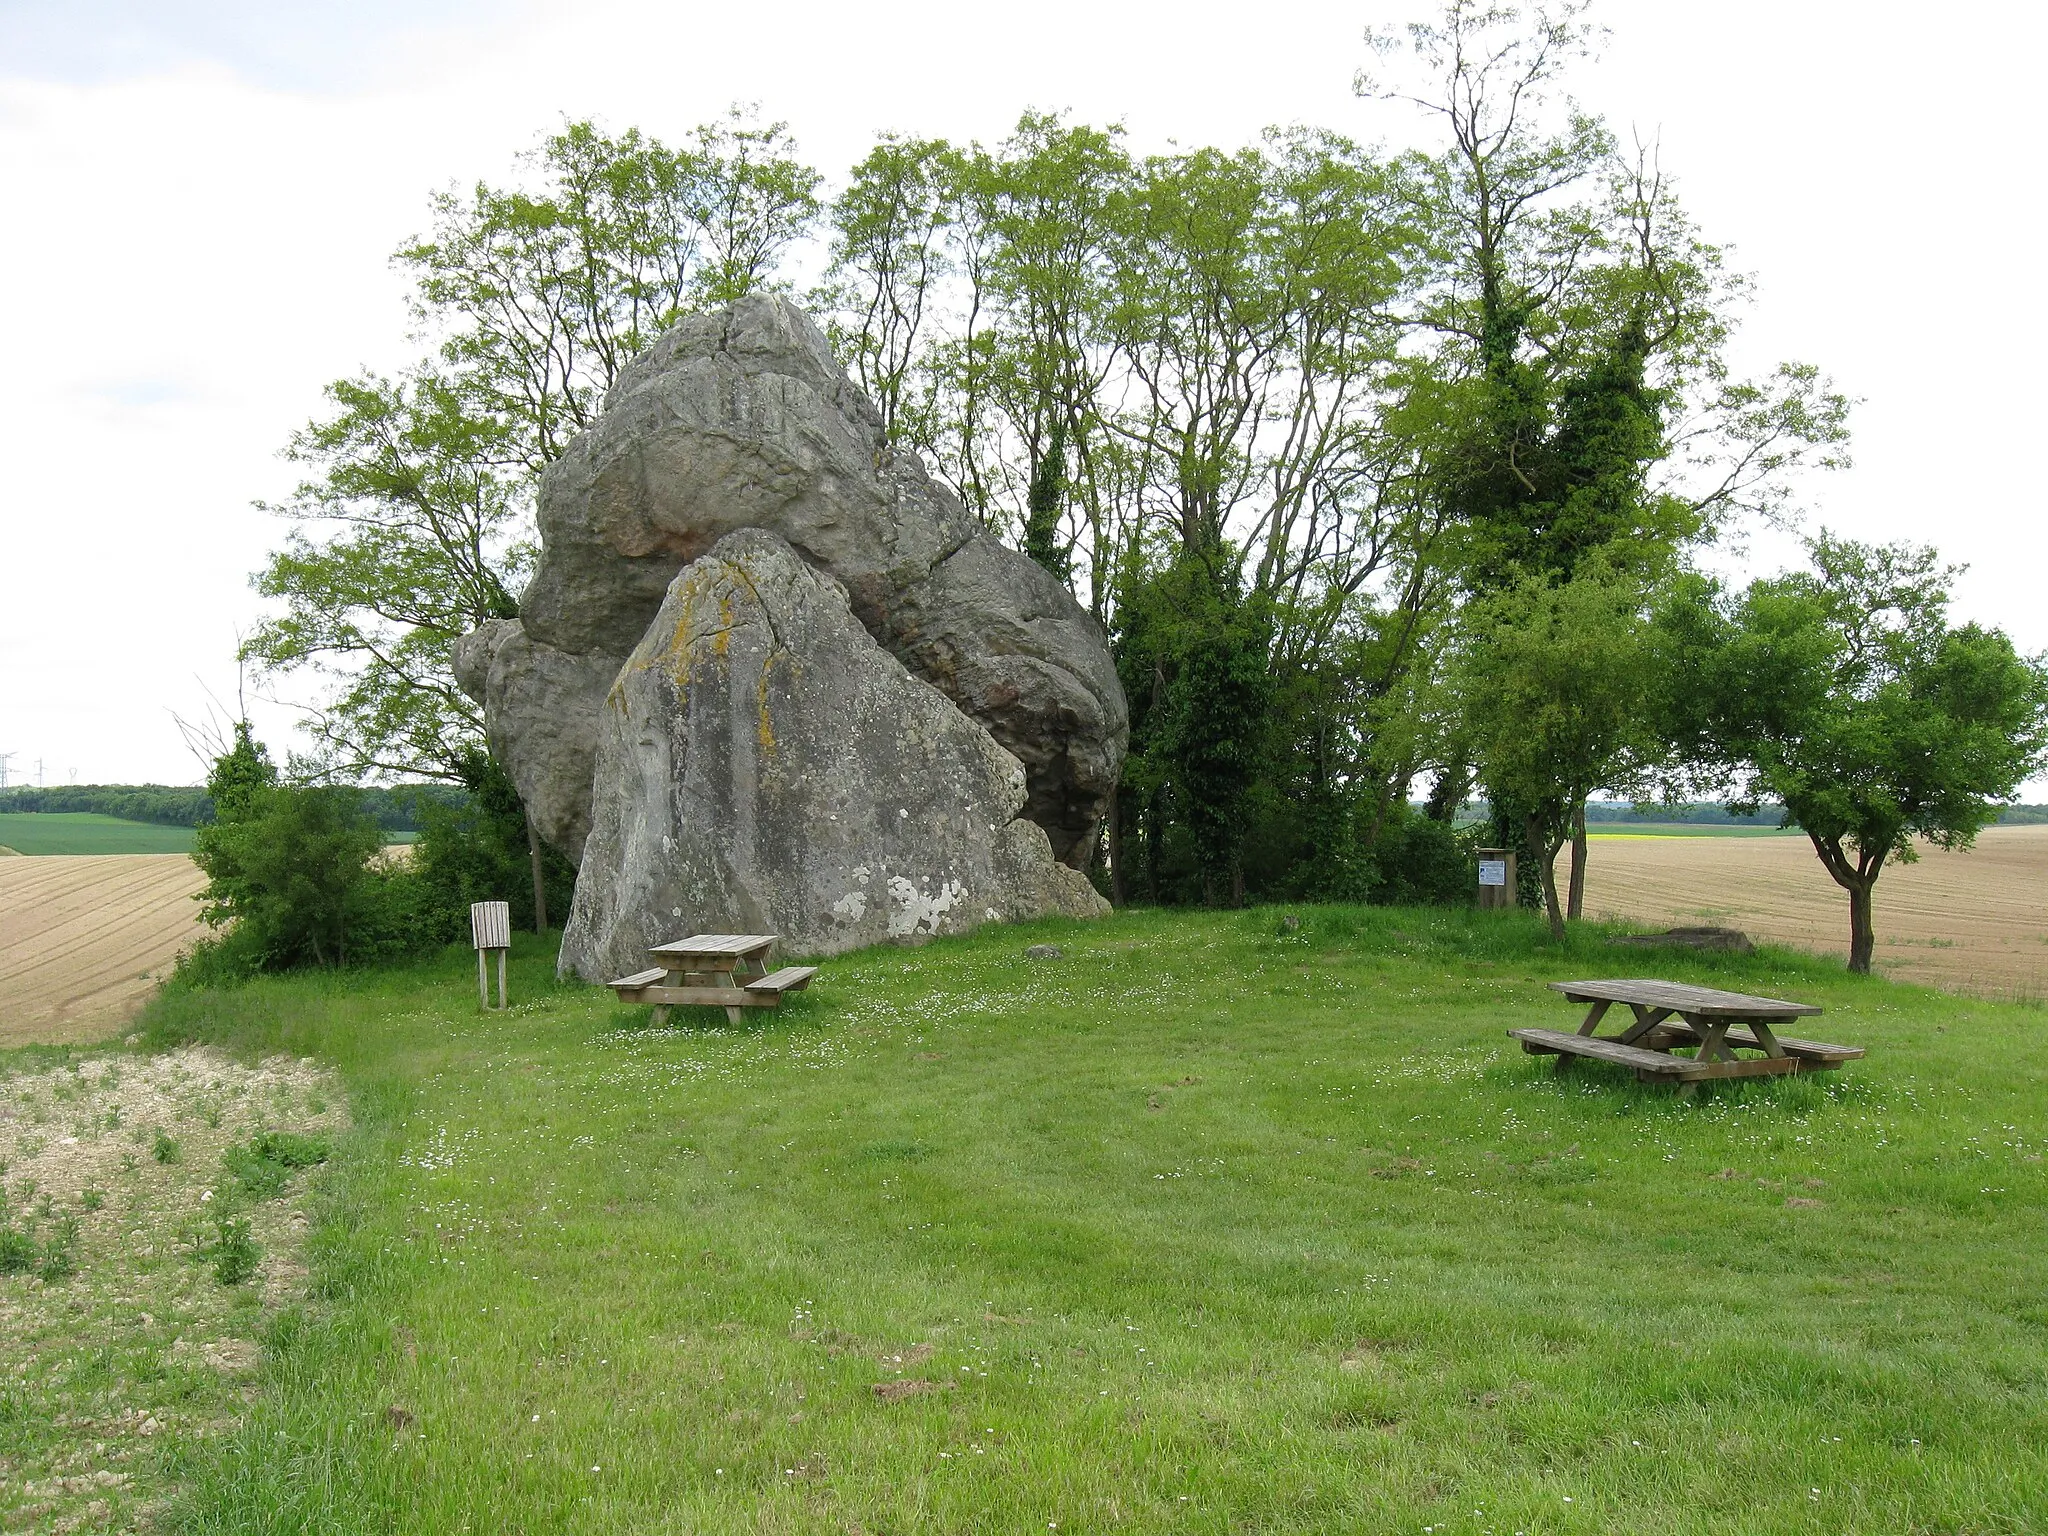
[59,905,2048,1530]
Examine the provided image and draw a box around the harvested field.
[0,856,205,1046]
[1582,823,2048,998]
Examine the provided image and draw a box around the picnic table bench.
[606,933,816,1024]
[1510,978,1863,1095]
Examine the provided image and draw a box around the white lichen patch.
[885,874,967,938]
[0,1046,349,1533]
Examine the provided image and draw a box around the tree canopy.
[244,3,1920,941]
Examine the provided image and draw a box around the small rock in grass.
[1025,944,1063,961]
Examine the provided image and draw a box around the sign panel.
[1477,859,1508,888]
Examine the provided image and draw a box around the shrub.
[0,1225,34,1274]
[406,749,573,939]
[223,1131,330,1202]
[210,1214,259,1286]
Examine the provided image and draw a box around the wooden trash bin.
[470,900,510,1009]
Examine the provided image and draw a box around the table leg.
[1576,999,1613,1036]
[1617,1006,1674,1047]
[1747,1019,1789,1059]
[1691,1019,1734,1065]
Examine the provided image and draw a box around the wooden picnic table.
[605,933,816,1024]
[1510,978,1863,1095]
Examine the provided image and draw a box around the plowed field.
[1581,823,2048,997]
[0,854,205,1045]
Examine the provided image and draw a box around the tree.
[244,373,527,783]
[191,726,388,971]
[818,135,958,440]
[1456,563,1655,938]
[1660,536,2048,972]
[1364,1,1851,834]
[683,108,822,308]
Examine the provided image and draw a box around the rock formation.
[453,620,620,862]
[499,294,1126,869]
[558,530,1106,978]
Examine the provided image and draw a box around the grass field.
[1583,824,2048,998]
[0,812,199,855]
[49,907,2041,1534]
[1585,822,1801,839]
[0,814,421,857]
[0,854,206,1045]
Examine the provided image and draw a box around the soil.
[1581,824,2048,998]
[0,856,206,1046]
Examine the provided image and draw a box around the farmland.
[0,854,206,1045]
[0,811,198,855]
[1582,824,2048,998]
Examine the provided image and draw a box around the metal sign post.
[470,901,511,1009]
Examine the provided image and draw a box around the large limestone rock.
[518,295,1126,868]
[452,622,622,862]
[559,530,1106,979]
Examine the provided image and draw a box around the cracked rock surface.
[558,529,1107,978]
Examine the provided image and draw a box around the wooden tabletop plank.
[649,933,778,960]
[1548,978,1822,1018]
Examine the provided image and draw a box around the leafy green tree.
[411,749,575,938]
[1657,536,2048,973]
[1366,1,1850,835]
[191,727,388,971]
[683,108,822,308]
[244,373,527,782]
[818,135,958,440]
[1455,564,1656,938]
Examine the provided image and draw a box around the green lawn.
[67,907,2048,1531]
[0,810,198,853]
[0,812,419,855]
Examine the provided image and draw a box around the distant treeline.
[0,783,466,831]
[1467,800,2048,826]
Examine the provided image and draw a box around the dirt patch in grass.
[0,1046,348,1532]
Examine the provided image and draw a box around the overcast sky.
[1,0,2040,790]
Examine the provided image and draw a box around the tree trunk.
[1525,813,1565,942]
[1425,764,1471,823]
[1808,830,1881,974]
[1107,788,1126,908]
[1847,876,1875,974]
[525,813,548,934]
[1566,801,1587,920]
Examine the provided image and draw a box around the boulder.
[558,529,1108,981]
[516,295,1126,867]
[452,621,623,863]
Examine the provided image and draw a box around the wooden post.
[1477,848,1517,910]
[470,901,511,1010]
